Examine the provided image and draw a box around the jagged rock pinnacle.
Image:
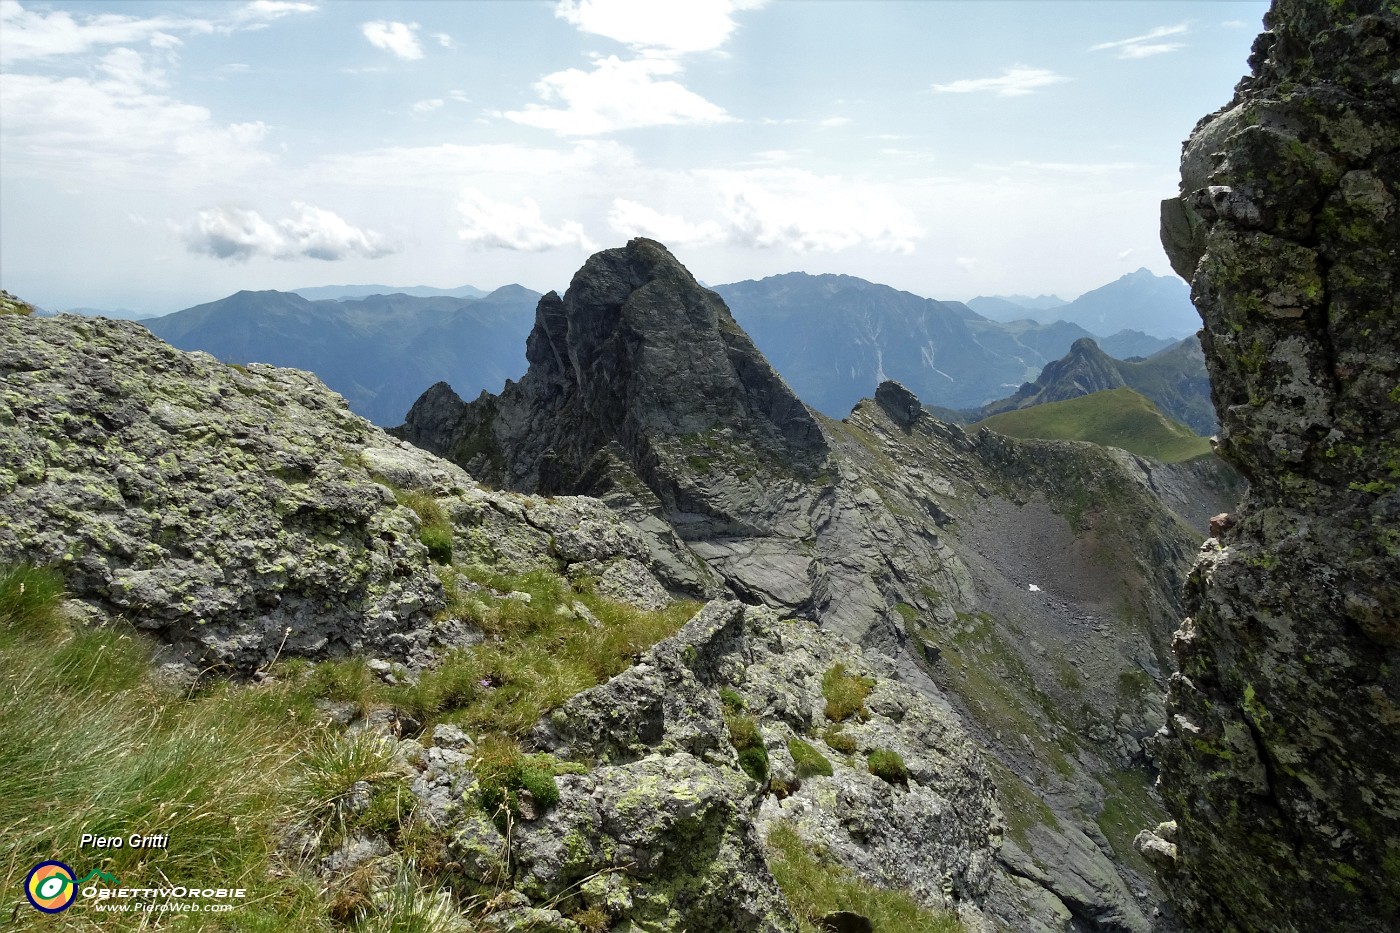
[396,237,826,509]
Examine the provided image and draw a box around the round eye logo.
[25,861,77,913]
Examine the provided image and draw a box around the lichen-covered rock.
[1151,2,1400,930]
[530,600,1010,928]
[0,314,695,674]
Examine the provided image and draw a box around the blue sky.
[0,0,1270,313]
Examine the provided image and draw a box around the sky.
[0,0,1271,314]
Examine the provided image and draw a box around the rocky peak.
[978,337,1127,418]
[1147,1,1400,930]
[398,238,825,500]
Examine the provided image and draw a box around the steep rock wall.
[1150,0,1400,929]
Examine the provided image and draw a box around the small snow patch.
[1028,583,1042,593]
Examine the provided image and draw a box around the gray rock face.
[1150,1,1400,930]
[0,314,689,675]
[397,237,826,495]
[523,600,1005,929]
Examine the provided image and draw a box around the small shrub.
[573,905,611,933]
[788,738,833,778]
[726,713,769,783]
[823,726,858,756]
[867,748,909,786]
[822,663,874,722]
[719,686,747,712]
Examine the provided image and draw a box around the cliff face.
[1148,1,1400,929]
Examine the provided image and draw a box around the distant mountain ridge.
[974,387,1213,463]
[714,272,1100,415]
[143,285,538,427]
[291,283,489,301]
[969,268,1199,339]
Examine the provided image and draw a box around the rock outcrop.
[0,314,690,676]
[410,600,1005,932]
[1147,1,1400,930]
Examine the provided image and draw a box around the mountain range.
[290,283,489,301]
[144,285,538,427]
[969,268,1199,339]
[972,335,1218,436]
[132,266,1205,432]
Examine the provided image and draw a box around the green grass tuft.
[823,726,858,756]
[765,822,964,933]
[972,387,1213,463]
[822,663,875,722]
[867,748,909,786]
[727,712,770,783]
[788,738,834,778]
[394,489,454,564]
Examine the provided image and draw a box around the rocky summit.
[1144,0,1400,930]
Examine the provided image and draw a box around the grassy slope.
[0,562,695,931]
[972,387,1212,463]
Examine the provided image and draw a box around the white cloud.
[457,189,597,252]
[608,199,724,246]
[1118,248,1136,259]
[232,2,317,24]
[0,0,313,61]
[310,140,635,188]
[818,116,850,127]
[1221,20,1248,28]
[0,62,272,182]
[361,20,423,61]
[502,55,731,135]
[411,98,444,114]
[930,67,1068,97]
[955,257,977,272]
[703,168,924,253]
[1116,43,1184,59]
[183,202,395,262]
[553,0,764,55]
[449,90,470,103]
[1090,24,1188,59]
[431,32,455,48]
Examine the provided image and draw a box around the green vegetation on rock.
[867,748,910,786]
[822,662,875,722]
[726,711,770,783]
[765,822,964,933]
[788,738,834,778]
[974,388,1212,462]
